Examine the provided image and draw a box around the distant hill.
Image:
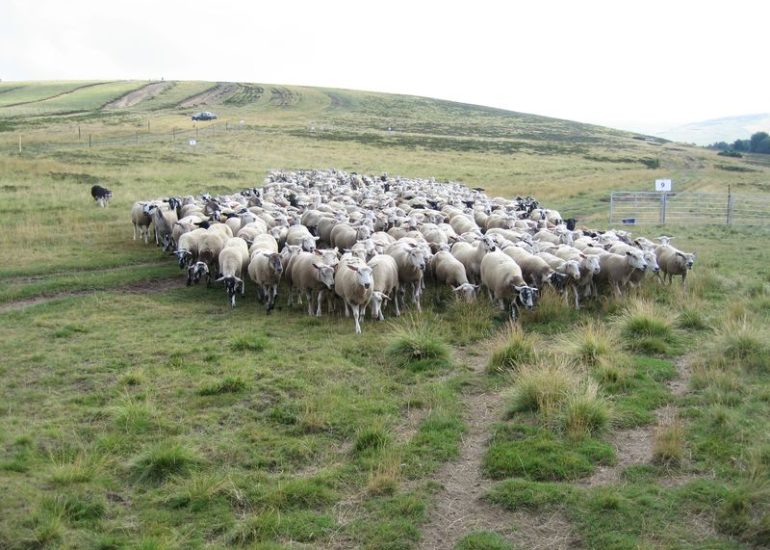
[655,113,770,146]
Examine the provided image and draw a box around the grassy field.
[1,81,770,549]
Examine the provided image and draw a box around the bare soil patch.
[419,383,512,549]
[105,81,173,109]
[179,83,239,108]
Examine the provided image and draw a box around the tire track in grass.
[0,276,183,313]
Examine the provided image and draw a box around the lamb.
[91,185,112,207]
[330,223,371,251]
[503,245,567,291]
[216,237,250,307]
[430,250,478,301]
[551,246,602,307]
[147,203,179,252]
[288,251,337,316]
[286,224,318,252]
[175,227,208,276]
[450,235,496,284]
[367,254,400,320]
[334,257,375,334]
[247,251,284,313]
[656,245,696,286]
[479,250,538,319]
[130,201,153,243]
[386,242,428,312]
[197,229,228,285]
[595,249,648,297]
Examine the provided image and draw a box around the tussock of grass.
[617,300,677,354]
[563,318,620,367]
[508,358,579,416]
[197,375,247,396]
[386,314,451,371]
[48,451,104,485]
[520,287,576,332]
[590,354,631,389]
[162,472,232,511]
[366,451,402,496]
[39,492,106,525]
[714,318,770,372]
[677,307,709,331]
[562,381,612,440]
[229,509,335,544]
[112,396,159,434]
[444,298,496,345]
[354,425,391,455]
[486,322,537,374]
[715,485,770,546]
[230,335,268,352]
[130,442,199,484]
[652,417,686,467]
[455,530,515,550]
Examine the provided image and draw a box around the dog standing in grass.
[91,184,112,207]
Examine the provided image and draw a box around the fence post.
[89,134,92,148]
[18,135,22,154]
[659,192,667,225]
[172,128,176,142]
[609,192,614,225]
[726,185,734,225]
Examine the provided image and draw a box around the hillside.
[3,79,768,220]
[656,112,770,146]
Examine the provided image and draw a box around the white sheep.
[216,238,250,307]
[450,235,496,284]
[656,245,696,286]
[595,249,648,297]
[480,250,538,319]
[335,257,374,334]
[386,242,428,312]
[367,254,400,320]
[288,251,337,316]
[430,250,478,301]
[247,251,284,313]
[130,202,153,243]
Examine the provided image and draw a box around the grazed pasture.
[1,82,770,549]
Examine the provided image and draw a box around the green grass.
[1,81,770,548]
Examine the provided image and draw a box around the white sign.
[189,139,197,146]
[655,179,672,192]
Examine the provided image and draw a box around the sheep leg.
[393,293,401,317]
[133,224,138,241]
[352,304,362,334]
[306,291,314,316]
[316,290,324,317]
[573,285,580,309]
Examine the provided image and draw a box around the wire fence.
[609,190,770,226]
[4,120,260,155]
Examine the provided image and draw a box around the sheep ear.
[313,249,323,256]
[312,262,323,270]
[215,276,225,282]
[346,264,360,272]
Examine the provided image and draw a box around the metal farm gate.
[609,190,770,226]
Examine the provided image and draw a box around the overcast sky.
[1,0,767,133]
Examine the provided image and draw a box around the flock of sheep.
[129,169,696,334]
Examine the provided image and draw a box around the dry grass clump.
[563,318,619,367]
[652,416,686,467]
[508,357,580,417]
[486,322,538,374]
[712,317,770,373]
[561,380,613,440]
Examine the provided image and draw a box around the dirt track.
[105,81,174,109]
[179,83,239,108]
